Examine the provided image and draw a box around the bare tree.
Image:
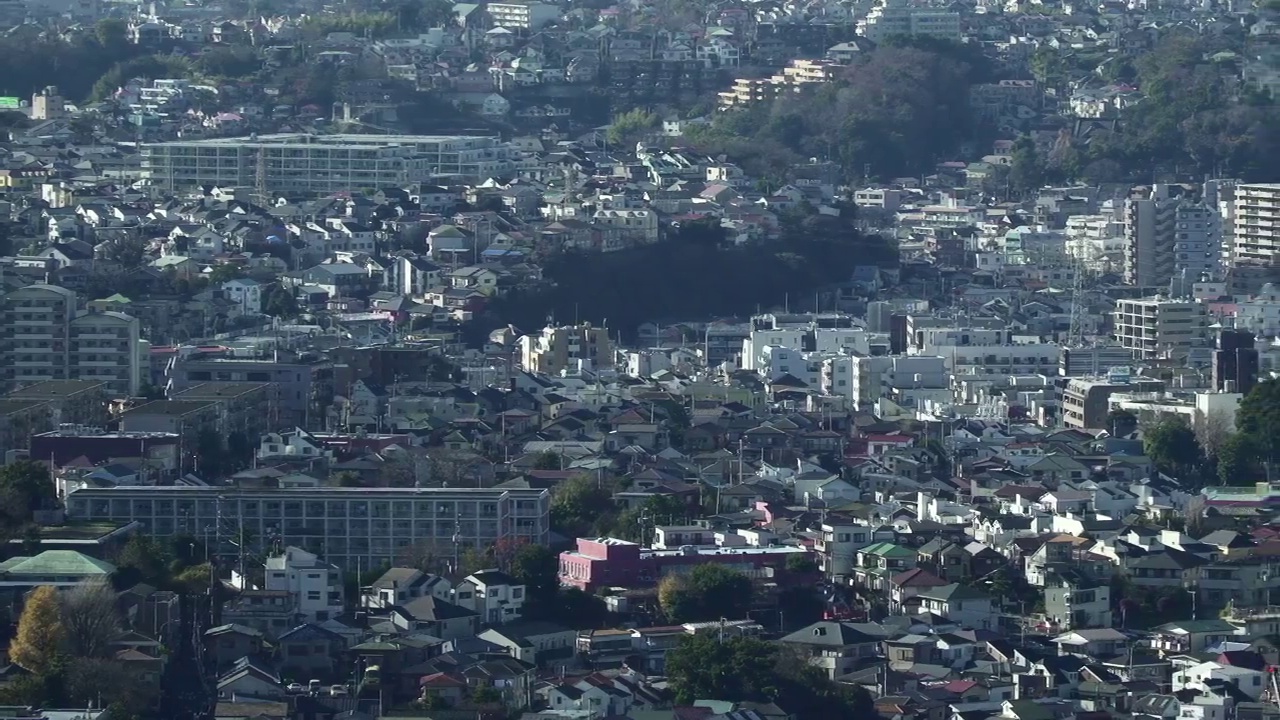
[1195,410,1234,459]
[61,580,123,658]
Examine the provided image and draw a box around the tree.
[66,658,152,718]
[658,564,753,623]
[554,588,609,629]
[532,451,564,470]
[1143,417,1202,478]
[550,474,616,538]
[509,543,559,616]
[263,285,299,318]
[11,586,66,675]
[1237,378,1280,462]
[60,580,122,658]
[1218,433,1264,486]
[208,264,245,284]
[0,459,56,533]
[607,108,659,147]
[1008,136,1045,195]
[1196,410,1235,459]
[666,634,781,705]
[173,563,215,594]
[195,429,226,478]
[785,554,819,574]
[115,535,174,585]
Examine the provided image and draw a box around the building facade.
[1112,297,1210,360]
[141,134,515,195]
[64,486,551,571]
[518,322,614,374]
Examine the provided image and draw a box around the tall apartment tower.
[1,283,76,389]
[1229,183,1280,293]
[1125,184,1195,288]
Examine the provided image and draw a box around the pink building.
[558,537,813,592]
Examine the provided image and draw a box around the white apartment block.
[265,546,344,622]
[142,134,514,195]
[1235,283,1280,337]
[1113,297,1211,360]
[486,1,558,29]
[741,326,868,373]
[519,322,614,374]
[64,486,551,571]
[69,310,145,397]
[848,355,950,410]
[858,0,961,42]
[1232,183,1280,268]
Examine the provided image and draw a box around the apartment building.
[68,310,145,396]
[1,285,146,397]
[858,0,961,43]
[1,284,75,389]
[170,381,277,444]
[486,1,558,29]
[718,59,845,109]
[167,355,332,429]
[1060,370,1166,429]
[64,486,551,572]
[518,322,614,374]
[1113,297,1211,360]
[142,134,515,194]
[1231,183,1280,269]
[1124,184,1181,288]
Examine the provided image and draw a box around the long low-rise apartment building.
[65,485,550,571]
[141,133,515,195]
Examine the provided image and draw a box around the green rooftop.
[7,522,134,542]
[0,550,116,577]
[859,542,914,558]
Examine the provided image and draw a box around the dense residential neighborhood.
[3,0,1280,716]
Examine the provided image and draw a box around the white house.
[915,584,996,630]
[456,569,526,624]
[223,278,263,315]
[264,546,344,622]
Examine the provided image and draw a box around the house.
[222,278,263,315]
[1152,619,1239,655]
[217,657,284,701]
[276,623,346,678]
[456,569,526,624]
[264,546,343,622]
[205,624,267,671]
[390,596,479,640]
[915,584,997,630]
[779,621,881,679]
[478,621,576,665]
[548,673,635,717]
[1052,628,1128,658]
[364,568,453,609]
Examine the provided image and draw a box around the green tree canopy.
[550,474,616,538]
[1238,379,1280,462]
[658,564,754,623]
[0,459,56,535]
[1143,417,1202,478]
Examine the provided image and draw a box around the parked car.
[329,685,349,697]
[287,683,305,694]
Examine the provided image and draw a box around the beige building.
[1232,183,1280,269]
[69,310,146,397]
[1,285,146,397]
[1061,372,1165,430]
[519,322,614,374]
[1112,297,1210,361]
[1,284,76,390]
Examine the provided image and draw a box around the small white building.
[456,569,526,624]
[264,546,344,622]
